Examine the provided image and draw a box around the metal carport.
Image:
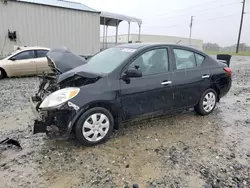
[100,11,142,49]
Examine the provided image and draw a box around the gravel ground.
[1,56,250,188]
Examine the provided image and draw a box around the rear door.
[8,50,37,76]
[170,47,211,109]
[34,49,50,74]
[120,47,175,119]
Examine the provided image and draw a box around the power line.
[142,22,186,29]
[142,1,240,22]
[142,0,226,18]
[196,13,240,22]
[142,13,239,29]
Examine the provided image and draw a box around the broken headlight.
[39,87,80,109]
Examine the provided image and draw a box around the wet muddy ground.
[1,56,250,188]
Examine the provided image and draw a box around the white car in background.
[0,46,50,79]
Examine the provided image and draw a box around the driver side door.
[120,47,174,119]
[8,50,37,76]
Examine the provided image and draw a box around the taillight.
[224,67,232,76]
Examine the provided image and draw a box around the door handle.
[161,81,172,85]
[202,75,210,79]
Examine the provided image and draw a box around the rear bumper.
[29,96,77,140]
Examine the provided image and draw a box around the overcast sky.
[78,0,249,46]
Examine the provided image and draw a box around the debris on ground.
[0,138,22,149]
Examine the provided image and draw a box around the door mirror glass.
[125,68,142,78]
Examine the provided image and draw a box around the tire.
[0,68,6,79]
[194,88,217,116]
[74,107,114,146]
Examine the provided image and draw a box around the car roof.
[115,43,206,55]
[115,43,151,49]
[115,43,202,51]
[16,46,50,51]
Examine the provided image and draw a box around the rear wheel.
[195,88,217,116]
[75,107,114,146]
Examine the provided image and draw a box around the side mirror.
[125,68,142,78]
[10,57,16,61]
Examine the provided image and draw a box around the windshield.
[83,47,136,74]
[0,49,20,60]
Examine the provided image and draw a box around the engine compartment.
[59,75,100,88]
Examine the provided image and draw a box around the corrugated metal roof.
[16,0,99,13]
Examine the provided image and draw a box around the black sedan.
[31,44,232,146]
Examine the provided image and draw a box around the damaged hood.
[57,64,103,84]
[46,47,87,73]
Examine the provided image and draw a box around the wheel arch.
[210,83,220,102]
[196,84,220,106]
[70,100,122,133]
[0,67,8,78]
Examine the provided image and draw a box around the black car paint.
[68,44,230,128]
[57,66,102,84]
[46,47,87,74]
[35,44,231,138]
[169,46,213,109]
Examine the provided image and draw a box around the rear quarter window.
[195,53,205,66]
[36,50,49,58]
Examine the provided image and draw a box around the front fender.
[66,106,89,135]
[0,66,9,77]
[66,99,122,134]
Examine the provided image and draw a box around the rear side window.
[11,50,35,60]
[36,50,49,58]
[195,53,205,66]
[173,49,196,70]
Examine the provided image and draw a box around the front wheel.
[0,68,6,79]
[74,107,114,146]
[194,88,217,116]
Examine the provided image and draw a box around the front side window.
[11,50,35,60]
[36,50,49,58]
[129,48,169,75]
[81,47,136,74]
[173,49,196,70]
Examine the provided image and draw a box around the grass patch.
[205,51,250,56]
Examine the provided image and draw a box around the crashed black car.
[31,44,232,146]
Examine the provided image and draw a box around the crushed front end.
[30,89,81,140]
[30,47,98,139]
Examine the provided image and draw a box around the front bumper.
[30,96,42,120]
[30,97,77,140]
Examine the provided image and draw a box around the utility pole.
[236,0,246,53]
[189,16,194,46]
